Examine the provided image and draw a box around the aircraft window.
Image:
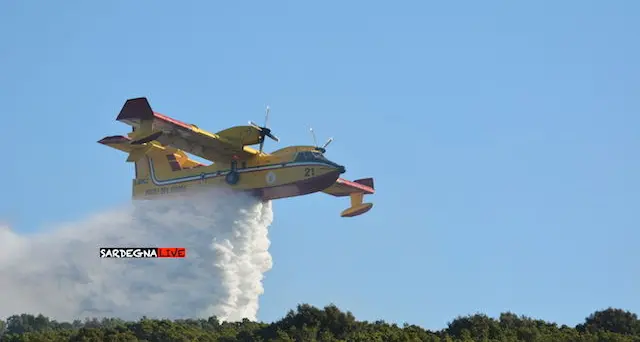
[311,152,326,160]
[296,151,330,162]
[295,152,312,162]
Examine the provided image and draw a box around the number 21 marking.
[304,168,315,177]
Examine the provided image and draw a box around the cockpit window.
[294,150,340,167]
[311,152,326,160]
[295,151,312,162]
[295,151,327,162]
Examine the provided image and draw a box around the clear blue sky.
[2,0,638,330]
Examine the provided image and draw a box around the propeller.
[249,105,280,153]
[309,127,333,153]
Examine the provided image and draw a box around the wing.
[322,178,374,197]
[323,178,375,217]
[115,97,263,162]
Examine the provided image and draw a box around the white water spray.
[0,190,273,322]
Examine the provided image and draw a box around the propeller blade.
[249,106,279,152]
[264,106,270,127]
[249,121,262,130]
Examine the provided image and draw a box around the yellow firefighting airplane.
[98,97,374,217]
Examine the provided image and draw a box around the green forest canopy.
[1,305,639,341]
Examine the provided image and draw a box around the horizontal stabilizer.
[130,130,163,145]
[98,134,204,167]
[98,135,131,145]
[116,97,155,122]
[98,135,156,163]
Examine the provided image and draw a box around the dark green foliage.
[1,306,638,341]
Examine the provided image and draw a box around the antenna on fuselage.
[309,127,333,153]
[249,105,280,153]
[309,127,318,147]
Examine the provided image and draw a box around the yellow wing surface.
[323,178,375,217]
[115,97,264,162]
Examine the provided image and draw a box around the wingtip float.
[98,97,375,218]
